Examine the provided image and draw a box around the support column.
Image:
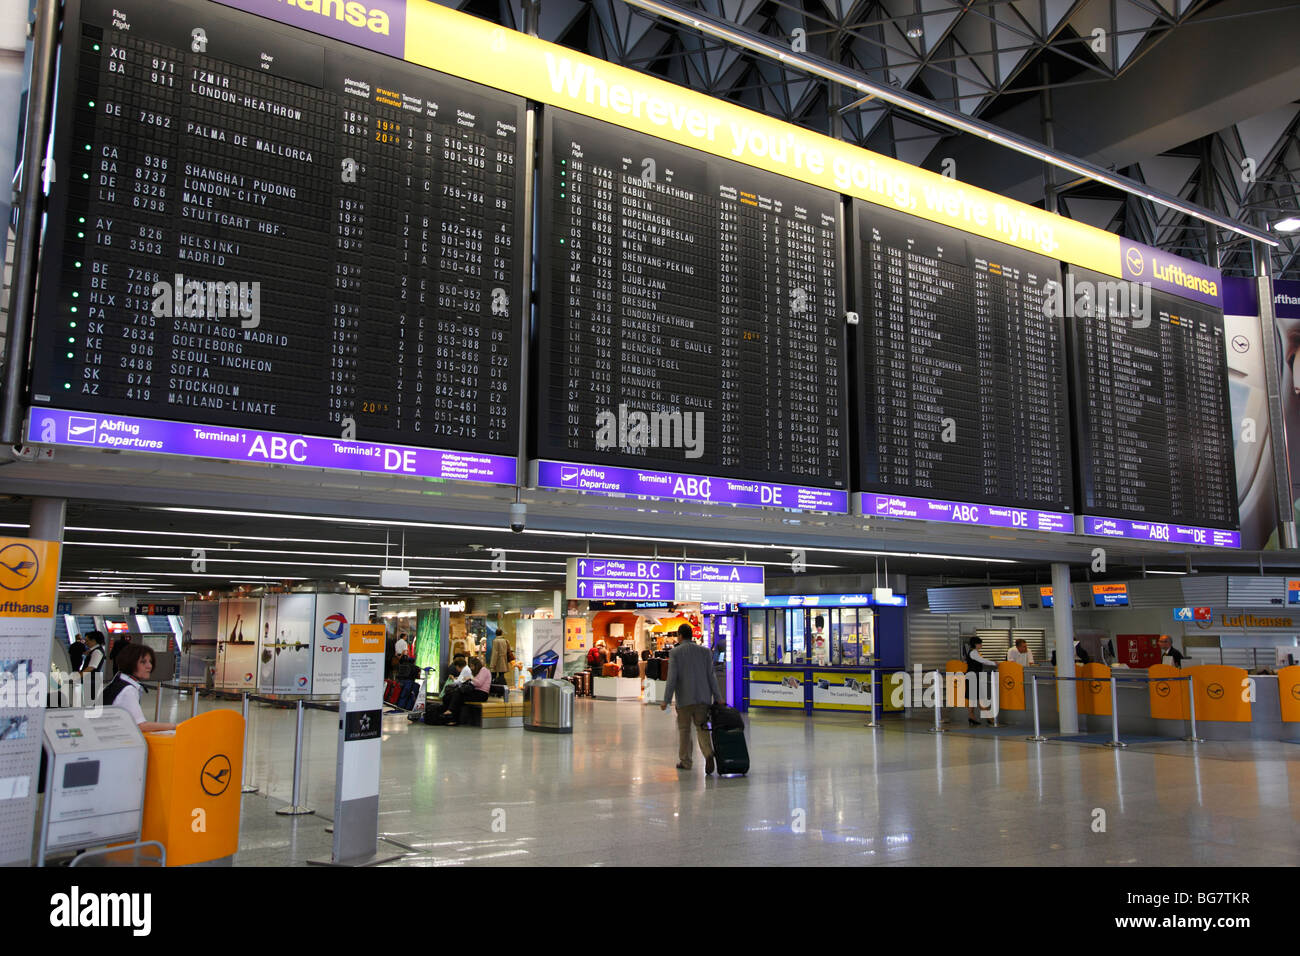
[1051,562,1079,734]
[28,497,66,544]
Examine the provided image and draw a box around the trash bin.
[525,678,573,734]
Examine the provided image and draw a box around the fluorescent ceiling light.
[1274,217,1300,233]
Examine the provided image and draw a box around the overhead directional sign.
[566,559,764,604]
[1174,607,1194,622]
[673,563,766,604]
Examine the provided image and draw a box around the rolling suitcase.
[603,662,620,677]
[384,679,401,705]
[396,679,418,710]
[708,705,749,776]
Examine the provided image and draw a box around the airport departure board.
[535,108,849,488]
[28,0,528,455]
[854,202,1073,513]
[1071,269,1238,531]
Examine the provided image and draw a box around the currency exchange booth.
[738,594,906,718]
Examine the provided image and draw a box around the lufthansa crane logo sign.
[0,543,40,591]
[1125,247,1145,276]
[200,754,232,797]
[1155,682,1171,698]
[1206,683,1225,700]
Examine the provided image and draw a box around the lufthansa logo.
[1156,682,1171,697]
[1089,680,1103,695]
[1291,685,1300,702]
[1206,683,1225,700]
[0,543,40,591]
[1002,676,1014,689]
[1126,247,1145,276]
[1231,335,1250,353]
[201,753,232,796]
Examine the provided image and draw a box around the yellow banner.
[403,2,1121,274]
[0,536,59,617]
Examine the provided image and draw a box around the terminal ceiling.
[440,0,1300,277]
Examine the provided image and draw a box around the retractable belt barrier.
[1020,674,1201,747]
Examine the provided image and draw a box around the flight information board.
[535,107,849,490]
[28,0,527,458]
[853,202,1074,528]
[1071,268,1239,542]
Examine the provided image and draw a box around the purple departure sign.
[576,579,673,601]
[573,559,673,582]
[212,0,408,58]
[675,563,765,584]
[860,493,1073,533]
[27,408,518,485]
[1082,516,1241,549]
[535,461,848,513]
[1120,238,1223,310]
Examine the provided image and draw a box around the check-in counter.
[980,664,1300,740]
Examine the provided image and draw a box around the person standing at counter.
[1007,639,1035,666]
[963,637,1000,727]
[101,643,177,733]
[1157,635,1185,668]
[659,623,723,774]
[68,633,86,672]
[79,633,106,698]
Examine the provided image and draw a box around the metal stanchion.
[928,669,945,733]
[241,693,258,794]
[1104,676,1126,749]
[1026,675,1047,741]
[1183,675,1203,743]
[276,699,315,816]
[154,683,163,722]
[189,683,199,719]
[863,669,880,728]
[990,672,1000,727]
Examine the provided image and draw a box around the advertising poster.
[311,594,353,696]
[216,597,260,689]
[1222,300,1279,549]
[748,671,805,708]
[0,537,60,865]
[1273,278,1300,534]
[262,594,315,694]
[811,672,874,711]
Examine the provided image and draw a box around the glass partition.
[746,608,876,665]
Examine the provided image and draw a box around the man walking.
[659,623,723,774]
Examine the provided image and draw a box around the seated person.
[442,656,469,691]
[101,643,177,734]
[438,657,491,726]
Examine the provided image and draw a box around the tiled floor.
[159,691,1300,866]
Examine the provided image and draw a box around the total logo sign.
[320,612,347,653]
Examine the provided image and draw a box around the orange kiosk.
[141,710,245,866]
